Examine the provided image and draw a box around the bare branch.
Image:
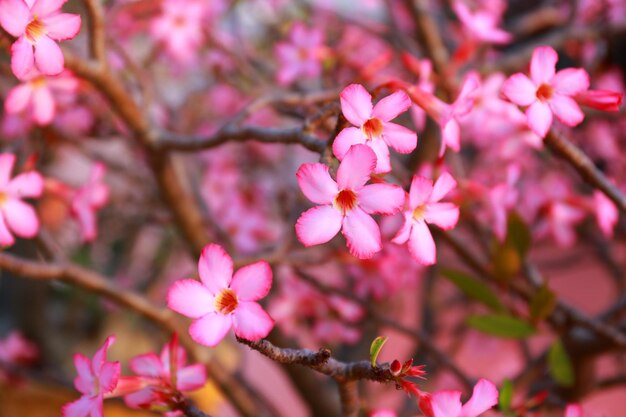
[83,0,108,64]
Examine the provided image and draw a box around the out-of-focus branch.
[544,129,626,214]
[338,380,359,417]
[83,0,108,64]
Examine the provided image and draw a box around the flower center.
[214,288,238,315]
[0,192,7,207]
[536,84,554,101]
[412,205,426,221]
[333,189,357,214]
[25,17,46,43]
[362,118,383,140]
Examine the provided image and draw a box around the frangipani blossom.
[70,163,109,242]
[417,379,498,417]
[393,172,460,265]
[275,22,326,85]
[0,153,43,246]
[296,144,405,259]
[333,84,417,173]
[502,46,590,138]
[62,336,120,417]
[0,0,81,79]
[167,244,274,347]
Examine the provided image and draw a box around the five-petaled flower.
[296,144,405,259]
[333,84,417,173]
[167,243,274,347]
[0,0,81,79]
[502,45,590,138]
[62,336,120,417]
[0,153,44,246]
[275,22,326,86]
[393,172,460,265]
[417,378,498,417]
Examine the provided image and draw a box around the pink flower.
[296,144,405,258]
[333,84,417,173]
[70,163,109,242]
[275,22,326,85]
[124,335,206,414]
[593,191,618,238]
[574,89,623,112]
[167,244,274,347]
[392,172,460,265]
[417,379,498,417]
[151,0,205,64]
[0,0,81,79]
[62,336,120,417]
[0,331,39,382]
[0,153,43,246]
[502,46,590,138]
[4,69,79,125]
[453,0,512,44]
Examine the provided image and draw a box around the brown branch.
[83,0,108,64]
[544,129,626,214]
[338,380,359,417]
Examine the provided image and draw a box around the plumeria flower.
[70,163,109,242]
[4,69,79,125]
[333,84,417,173]
[393,172,460,265]
[124,334,206,415]
[151,0,206,64]
[0,0,81,79]
[275,22,326,85]
[62,336,120,417]
[417,379,498,417]
[453,0,512,44]
[167,244,274,347]
[296,144,405,259]
[502,46,590,138]
[0,153,43,246]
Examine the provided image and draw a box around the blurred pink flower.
[0,0,81,78]
[296,144,405,259]
[0,153,43,246]
[62,336,120,417]
[167,244,274,347]
[70,162,109,242]
[453,0,511,44]
[593,191,618,238]
[502,46,590,137]
[574,89,623,112]
[417,379,498,417]
[393,172,459,265]
[150,0,205,63]
[275,22,326,85]
[565,404,589,417]
[0,331,39,382]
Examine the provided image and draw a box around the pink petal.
[501,73,537,106]
[31,0,68,17]
[430,172,457,202]
[91,336,115,372]
[62,396,95,417]
[129,353,163,378]
[177,364,206,391]
[441,119,460,155]
[73,205,97,242]
[358,183,405,215]
[11,37,35,80]
[409,175,433,208]
[549,94,584,127]
[425,202,460,230]
[0,214,15,246]
[594,191,618,238]
[188,313,232,347]
[295,205,342,246]
[2,198,39,238]
[73,353,94,394]
[167,279,215,318]
[431,390,463,417]
[230,261,272,301]
[99,361,121,394]
[124,388,157,409]
[296,163,338,205]
[32,85,55,125]
[551,68,590,95]
[526,100,552,138]
[392,215,412,244]
[530,45,558,85]
[232,301,274,341]
[369,137,392,174]
[342,207,381,259]
[34,35,64,76]
[42,13,81,40]
[336,144,376,190]
[0,0,30,37]
[198,243,233,293]
[407,221,436,265]
[0,154,16,187]
[453,72,480,115]
[460,379,498,417]
[5,84,33,115]
[340,84,373,126]
[372,91,411,122]
[332,127,367,160]
[7,171,43,197]
[381,122,417,153]
[565,405,584,417]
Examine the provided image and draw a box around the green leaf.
[499,379,514,412]
[369,336,388,367]
[441,269,506,312]
[530,285,557,323]
[467,314,535,338]
[548,340,574,387]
